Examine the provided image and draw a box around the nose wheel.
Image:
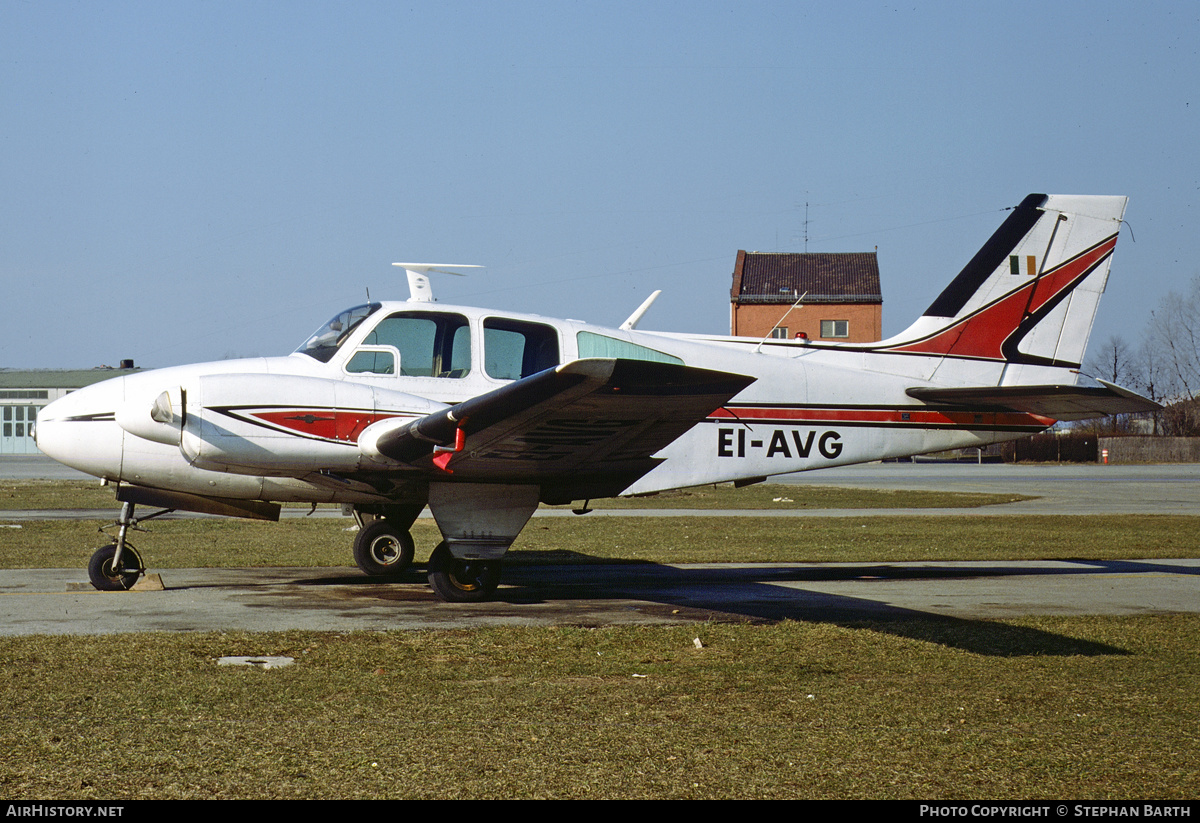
[87,500,172,592]
[88,543,144,591]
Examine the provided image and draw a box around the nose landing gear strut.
[87,501,172,591]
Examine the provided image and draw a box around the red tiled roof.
[731,251,882,304]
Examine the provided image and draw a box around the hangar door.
[1,404,40,454]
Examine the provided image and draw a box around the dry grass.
[0,617,1195,799]
[2,479,1196,799]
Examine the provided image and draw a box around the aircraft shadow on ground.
[285,553,1161,657]
[501,560,1132,657]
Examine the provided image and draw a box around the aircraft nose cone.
[33,395,70,458]
[34,378,126,480]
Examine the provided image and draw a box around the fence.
[1096,436,1200,463]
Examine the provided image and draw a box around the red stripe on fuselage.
[709,407,1054,428]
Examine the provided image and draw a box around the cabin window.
[820,319,849,339]
[576,332,683,365]
[484,318,559,380]
[359,312,471,378]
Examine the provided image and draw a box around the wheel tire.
[87,544,143,592]
[427,542,502,603]
[353,520,415,577]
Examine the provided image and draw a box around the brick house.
[729,251,882,342]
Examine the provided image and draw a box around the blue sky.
[3,1,1197,369]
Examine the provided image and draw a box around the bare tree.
[1086,334,1134,385]
[1082,335,1137,434]
[1136,275,1200,435]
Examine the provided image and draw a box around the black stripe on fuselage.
[60,412,116,422]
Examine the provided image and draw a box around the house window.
[769,327,789,339]
[820,320,849,339]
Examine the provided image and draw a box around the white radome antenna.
[393,263,483,302]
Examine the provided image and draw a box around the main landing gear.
[352,525,502,601]
[87,501,172,591]
[349,512,501,601]
[426,542,502,603]
[349,504,422,578]
[349,485,533,602]
[352,519,416,577]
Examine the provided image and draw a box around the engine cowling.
[116,388,185,447]
[176,373,444,474]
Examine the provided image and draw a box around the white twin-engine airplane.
[36,194,1158,601]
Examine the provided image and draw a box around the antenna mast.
[804,201,809,253]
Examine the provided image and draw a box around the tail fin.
[880,194,1128,368]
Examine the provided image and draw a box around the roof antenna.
[620,290,662,330]
[791,195,810,252]
[804,200,809,253]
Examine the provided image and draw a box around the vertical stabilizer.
[880,194,1128,368]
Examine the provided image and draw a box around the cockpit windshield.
[295,303,382,363]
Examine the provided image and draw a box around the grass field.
[1,480,1197,799]
[2,618,1195,799]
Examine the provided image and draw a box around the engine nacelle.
[116,388,185,447]
[177,373,444,474]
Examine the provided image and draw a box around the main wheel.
[427,542,502,603]
[88,544,143,592]
[353,520,415,577]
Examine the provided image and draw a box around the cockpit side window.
[360,312,471,378]
[345,348,395,375]
[296,303,382,363]
[483,318,559,380]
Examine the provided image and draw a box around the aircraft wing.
[365,358,755,502]
[905,380,1160,421]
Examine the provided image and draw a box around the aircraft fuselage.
[34,195,1153,599]
[35,300,1060,508]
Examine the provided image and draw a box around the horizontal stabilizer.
[906,381,1161,422]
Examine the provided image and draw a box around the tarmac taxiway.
[2,458,1197,634]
